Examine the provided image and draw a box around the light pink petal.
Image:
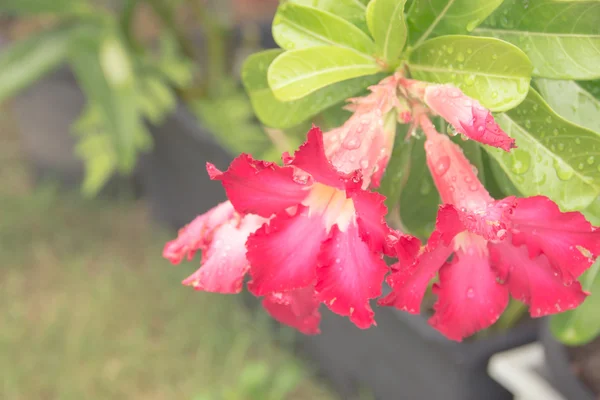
[262,287,321,335]
[490,242,588,317]
[209,154,310,218]
[316,223,389,329]
[424,133,494,212]
[163,201,236,264]
[424,84,516,151]
[288,126,345,188]
[429,237,509,341]
[511,196,600,281]
[247,206,328,296]
[181,215,265,294]
[348,187,396,255]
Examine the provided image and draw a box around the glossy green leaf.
[485,89,600,211]
[288,0,369,33]
[243,50,384,129]
[486,155,522,198]
[399,135,440,238]
[407,0,504,46]
[379,125,413,213]
[474,0,600,80]
[536,79,600,135]
[268,46,381,101]
[0,26,76,103]
[583,197,600,226]
[408,35,532,111]
[69,34,141,172]
[0,0,91,14]
[272,3,375,54]
[550,258,600,346]
[366,0,408,64]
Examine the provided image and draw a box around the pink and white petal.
[289,126,345,189]
[209,154,310,218]
[424,84,516,151]
[262,287,321,335]
[511,196,600,280]
[247,206,328,296]
[348,187,395,255]
[315,223,389,329]
[429,242,509,341]
[489,242,588,317]
[163,201,236,264]
[181,221,252,294]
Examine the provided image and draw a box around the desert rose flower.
[402,79,516,151]
[379,116,599,341]
[163,201,267,294]
[323,74,407,188]
[209,126,405,329]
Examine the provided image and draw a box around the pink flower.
[163,201,268,294]
[379,117,599,341]
[413,82,516,151]
[209,126,404,329]
[323,74,406,188]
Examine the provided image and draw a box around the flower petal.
[262,287,321,335]
[163,201,236,264]
[511,196,600,281]
[424,84,516,151]
[429,235,509,341]
[181,215,265,293]
[348,187,395,255]
[247,206,328,296]
[394,235,422,269]
[490,241,588,317]
[379,229,453,313]
[288,126,344,188]
[209,154,310,218]
[316,222,388,329]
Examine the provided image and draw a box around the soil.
[568,335,600,398]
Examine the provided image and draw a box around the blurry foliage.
[0,0,281,196]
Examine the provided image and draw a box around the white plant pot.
[488,343,566,400]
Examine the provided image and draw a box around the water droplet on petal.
[466,288,475,298]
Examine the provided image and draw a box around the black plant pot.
[8,66,140,198]
[540,320,595,400]
[298,308,539,400]
[139,104,232,229]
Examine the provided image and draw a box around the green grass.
[0,110,336,400]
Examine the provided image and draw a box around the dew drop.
[587,156,595,165]
[466,288,475,298]
[578,163,584,170]
[447,46,454,54]
[552,128,559,136]
[558,143,565,151]
[435,156,451,176]
[553,159,574,181]
[575,138,581,145]
[545,116,552,124]
[510,150,531,175]
[456,53,465,62]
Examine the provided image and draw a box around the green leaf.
[243,50,384,129]
[0,26,76,103]
[268,46,381,101]
[486,155,522,197]
[536,79,600,134]
[273,3,375,54]
[287,0,369,33]
[69,33,141,172]
[485,89,600,211]
[407,0,504,46]
[0,0,91,15]
[366,0,408,64]
[474,0,600,80]
[399,134,439,238]
[408,35,532,111]
[583,197,600,226]
[550,258,600,346]
[379,126,414,217]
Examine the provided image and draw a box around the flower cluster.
[164,75,600,341]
